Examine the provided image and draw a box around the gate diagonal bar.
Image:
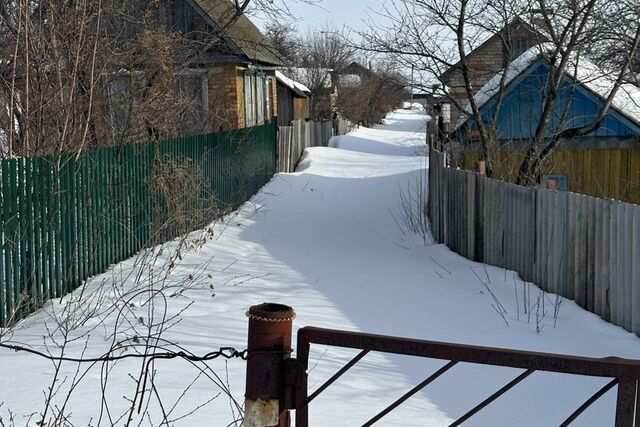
[308,349,370,403]
[362,360,458,427]
[287,326,640,427]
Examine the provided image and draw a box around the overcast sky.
[254,0,386,34]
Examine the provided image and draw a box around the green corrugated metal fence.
[0,121,277,326]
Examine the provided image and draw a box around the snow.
[2,110,640,426]
[328,111,430,157]
[456,44,640,128]
[402,101,426,111]
[275,70,311,96]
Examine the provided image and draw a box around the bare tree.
[361,0,640,184]
[0,0,321,158]
[293,26,357,120]
[264,20,303,65]
[337,60,408,126]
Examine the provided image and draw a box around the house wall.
[238,70,277,128]
[276,82,308,126]
[446,41,504,123]
[460,61,640,142]
[293,97,310,121]
[270,75,278,119]
[277,82,295,127]
[460,144,640,204]
[236,68,246,128]
[207,65,278,130]
[444,24,540,125]
[456,57,640,204]
[208,64,242,131]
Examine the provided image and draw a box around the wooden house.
[107,0,284,134]
[440,17,548,127]
[173,0,284,130]
[275,71,311,127]
[456,45,640,203]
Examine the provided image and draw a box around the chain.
[245,310,296,323]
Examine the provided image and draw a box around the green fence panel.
[0,122,276,326]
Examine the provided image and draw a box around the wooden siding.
[277,81,295,127]
[277,82,310,127]
[293,97,310,121]
[461,146,640,204]
[461,60,640,141]
[443,21,542,125]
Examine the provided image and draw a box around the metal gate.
[244,303,640,427]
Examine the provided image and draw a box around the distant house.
[440,17,548,127]
[333,62,370,88]
[456,45,640,202]
[275,71,311,127]
[108,0,284,135]
[331,62,407,125]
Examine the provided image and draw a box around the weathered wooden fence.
[460,148,640,205]
[429,149,640,334]
[278,120,334,172]
[335,115,357,137]
[0,121,277,326]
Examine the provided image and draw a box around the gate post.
[245,303,295,427]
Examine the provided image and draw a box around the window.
[244,73,255,127]
[244,71,271,127]
[544,174,569,191]
[105,72,148,135]
[105,69,208,137]
[256,75,265,125]
[177,70,209,135]
[266,78,272,119]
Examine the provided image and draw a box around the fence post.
[478,161,486,176]
[245,303,295,427]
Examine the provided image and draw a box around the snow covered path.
[2,110,640,426]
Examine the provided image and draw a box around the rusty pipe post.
[477,161,486,176]
[245,303,295,427]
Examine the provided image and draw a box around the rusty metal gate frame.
[287,326,640,427]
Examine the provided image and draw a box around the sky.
[253,0,386,34]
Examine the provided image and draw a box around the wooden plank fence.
[335,115,357,137]
[0,121,277,326]
[429,149,640,334]
[461,148,640,205]
[277,119,336,173]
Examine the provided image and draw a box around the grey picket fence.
[428,149,640,334]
